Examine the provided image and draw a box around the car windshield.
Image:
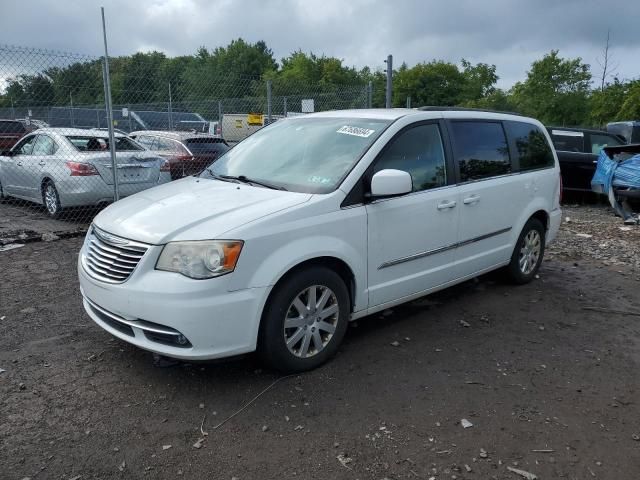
[66,135,143,152]
[201,117,391,193]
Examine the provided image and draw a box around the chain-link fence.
[0,44,372,231]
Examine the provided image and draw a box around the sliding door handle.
[463,195,480,205]
[437,200,457,210]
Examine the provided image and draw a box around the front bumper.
[77,237,270,360]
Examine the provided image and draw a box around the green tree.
[616,80,640,120]
[393,60,464,107]
[589,78,628,126]
[511,50,592,125]
[459,59,498,103]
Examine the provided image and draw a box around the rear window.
[0,121,25,134]
[506,121,555,171]
[550,130,584,152]
[451,121,511,182]
[185,138,229,155]
[66,136,143,152]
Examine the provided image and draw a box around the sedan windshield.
[202,117,391,193]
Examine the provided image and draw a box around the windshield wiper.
[219,174,287,191]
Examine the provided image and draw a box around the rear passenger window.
[550,130,584,152]
[590,133,622,154]
[506,122,554,171]
[0,121,25,134]
[373,123,447,192]
[451,122,510,182]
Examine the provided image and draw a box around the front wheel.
[258,266,350,372]
[42,181,62,218]
[504,218,545,284]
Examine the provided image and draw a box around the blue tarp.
[592,149,640,223]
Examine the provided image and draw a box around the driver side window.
[373,123,447,192]
[13,135,37,155]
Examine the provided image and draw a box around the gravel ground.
[1,205,640,480]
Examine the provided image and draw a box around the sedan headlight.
[156,240,243,279]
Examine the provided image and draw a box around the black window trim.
[446,118,513,185]
[341,119,455,208]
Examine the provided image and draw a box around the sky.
[1,0,639,88]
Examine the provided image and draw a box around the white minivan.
[78,108,562,372]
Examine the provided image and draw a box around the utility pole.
[384,55,393,109]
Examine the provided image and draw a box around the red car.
[0,119,41,152]
[129,131,230,180]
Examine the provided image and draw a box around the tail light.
[160,160,171,172]
[559,172,563,204]
[66,161,99,176]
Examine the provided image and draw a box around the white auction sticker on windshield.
[336,125,375,138]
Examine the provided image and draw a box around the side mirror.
[370,169,412,198]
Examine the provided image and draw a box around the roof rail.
[417,106,525,117]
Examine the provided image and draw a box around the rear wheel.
[259,266,350,372]
[42,181,62,218]
[504,218,545,284]
[0,178,7,202]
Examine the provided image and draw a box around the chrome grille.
[82,226,149,283]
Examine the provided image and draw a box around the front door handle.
[463,195,480,205]
[38,161,46,166]
[437,200,457,210]
[16,161,23,167]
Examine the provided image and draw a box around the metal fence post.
[406,96,411,109]
[168,81,173,130]
[100,7,119,202]
[217,101,223,137]
[266,79,272,124]
[283,96,287,117]
[367,81,373,108]
[385,54,393,109]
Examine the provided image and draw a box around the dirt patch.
[1,208,640,479]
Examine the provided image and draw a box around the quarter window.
[451,121,511,181]
[506,122,554,171]
[373,124,447,192]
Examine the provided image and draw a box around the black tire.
[0,178,7,202]
[42,181,62,218]
[258,266,350,372]
[504,218,546,284]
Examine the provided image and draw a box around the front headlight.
[155,240,243,279]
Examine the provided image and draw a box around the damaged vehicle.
[78,109,562,372]
[592,143,640,224]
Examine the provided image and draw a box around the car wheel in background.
[42,181,62,218]
[259,266,350,372]
[505,217,545,284]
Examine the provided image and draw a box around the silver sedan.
[0,128,171,217]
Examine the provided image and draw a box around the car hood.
[93,176,312,244]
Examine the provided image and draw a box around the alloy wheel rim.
[45,185,57,214]
[283,285,339,358]
[519,229,541,275]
